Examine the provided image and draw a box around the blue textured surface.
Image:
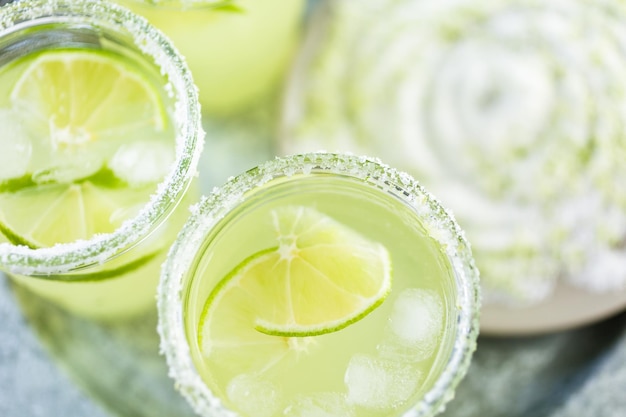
[0,277,109,417]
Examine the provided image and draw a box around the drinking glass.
[159,153,480,417]
[117,0,306,115]
[0,0,204,319]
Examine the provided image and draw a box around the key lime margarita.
[116,0,306,115]
[159,153,480,417]
[0,0,203,319]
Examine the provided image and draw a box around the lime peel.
[200,205,392,351]
[0,218,39,249]
[255,288,390,337]
[254,242,392,337]
[44,250,160,282]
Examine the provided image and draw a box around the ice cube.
[108,140,174,186]
[376,337,435,364]
[32,155,102,184]
[283,392,354,417]
[227,374,282,417]
[344,354,421,410]
[377,289,445,363]
[0,109,32,181]
[388,288,443,346]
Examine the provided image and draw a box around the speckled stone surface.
[0,276,109,417]
[444,313,626,417]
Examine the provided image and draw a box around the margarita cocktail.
[160,153,480,417]
[116,0,306,115]
[0,0,203,319]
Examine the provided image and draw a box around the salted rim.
[0,0,204,275]
[158,152,481,417]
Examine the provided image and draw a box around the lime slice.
[199,206,392,365]
[0,175,152,247]
[11,49,166,151]
[0,49,172,247]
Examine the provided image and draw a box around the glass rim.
[158,152,480,417]
[0,0,204,276]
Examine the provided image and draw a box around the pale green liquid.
[0,46,176,242]
[0,41,188,319]
[117,0,305,115]
[184,175,458,416]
